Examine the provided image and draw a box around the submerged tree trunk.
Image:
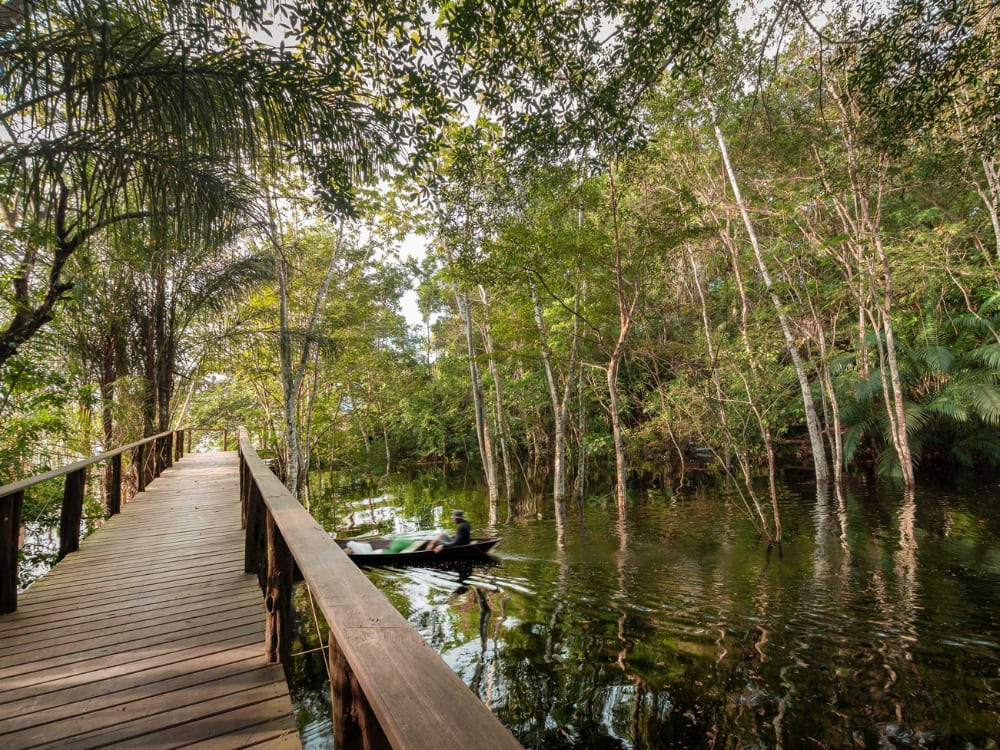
[456,286,499,524]
[707,96,831,485]
[606,164,637,512]
[822,81,915,488]
[531,284,576,532]
[478,286,513,519]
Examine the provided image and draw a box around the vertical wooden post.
[265,512,293,667]
[108,453,122,516]
[223,429,229,452]
[240,453,249,530]
[164,432,173,469]
[0,490,24,614]
[187,429,192,454]
[175,430,184,460]
[58,468,86,561]
[147,439,157,484]
[135,444,147,493]
[244,483,265,580]
[329,633,391,750]
[153,436,163,478]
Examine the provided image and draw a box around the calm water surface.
[288,471,1000,749]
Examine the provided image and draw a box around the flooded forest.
[2,0,999,747]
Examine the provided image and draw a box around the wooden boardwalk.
[0,452,301,750]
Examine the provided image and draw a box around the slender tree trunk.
[687,244,730,441]
[953,93,1000,259]
[531,285,567,528]
[606,163,637,512]
[824,81,915,487]
[173,375,196,430]
[456,287,499,524]
[100,332,116,509]
[573,295,587,509]
[274,214,344,500]
[706,96,830,484]
[141,310,156,438]
[478,286,514,517]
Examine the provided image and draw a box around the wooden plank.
[0,587,259,650]
[0,629,264,707]
[3,668,290,747]
[0,603,262,672]
[17,550,247,604]
[183,722,302,750]
[0,577,257,639]
[0,646,264,725]
[0,655,272,737]
[0,452,300,750]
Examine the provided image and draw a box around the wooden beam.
[264,513,292,668]
[0,489,23,614]
[329,632,390,750]
[58,468,86,561]
[108,453,122,516]
[135,444,147,493]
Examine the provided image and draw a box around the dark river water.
[287,470,1000,749]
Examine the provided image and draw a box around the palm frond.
[971,343,1000,370]
[917,344,953,373]
[952,383,1000,425]
[917,395,968,424]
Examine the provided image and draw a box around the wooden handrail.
[237,427,522,750]
[0,428,196,614]
[0,430,174,500]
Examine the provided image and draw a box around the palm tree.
[842,308,1000,476]
[0,0,449,369]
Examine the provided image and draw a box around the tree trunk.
[707,96,831,484]
[456,287,499,524]
[824,81,915,487]
[478,286,514,519]
[606,163,636,512]
[100,333,117,511]
[531,285,568,529]
[274,213,344,500]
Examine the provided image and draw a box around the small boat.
[335,537,501,566]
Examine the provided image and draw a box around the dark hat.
[449,509,465,520]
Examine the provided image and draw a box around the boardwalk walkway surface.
[0,452,301,750]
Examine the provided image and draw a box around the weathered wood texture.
[239,430,522,750]
[0,451,300,750]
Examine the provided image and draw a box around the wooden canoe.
[335,537,501,566]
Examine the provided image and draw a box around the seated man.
[424,509,471,552]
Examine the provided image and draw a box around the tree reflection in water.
[290,472,1000,749]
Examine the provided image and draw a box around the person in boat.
[423,509,471,553]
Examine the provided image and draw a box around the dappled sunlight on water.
[289,471,1000,749]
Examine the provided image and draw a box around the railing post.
[223,429,229,452]
[240,450,249,530]
[187,429,192,454]
[244,483,265,581]
[58,468,86,561]
[108,453,122,516]
[164,432,173,469]
[265,512,293,667]
[135,443,147,493]
[0,490,24,614]
[175,430,183,460]
[329,633,391,750]
[153,436,163,478]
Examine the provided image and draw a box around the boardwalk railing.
[0,428,200,614]
[238,427,522,750]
